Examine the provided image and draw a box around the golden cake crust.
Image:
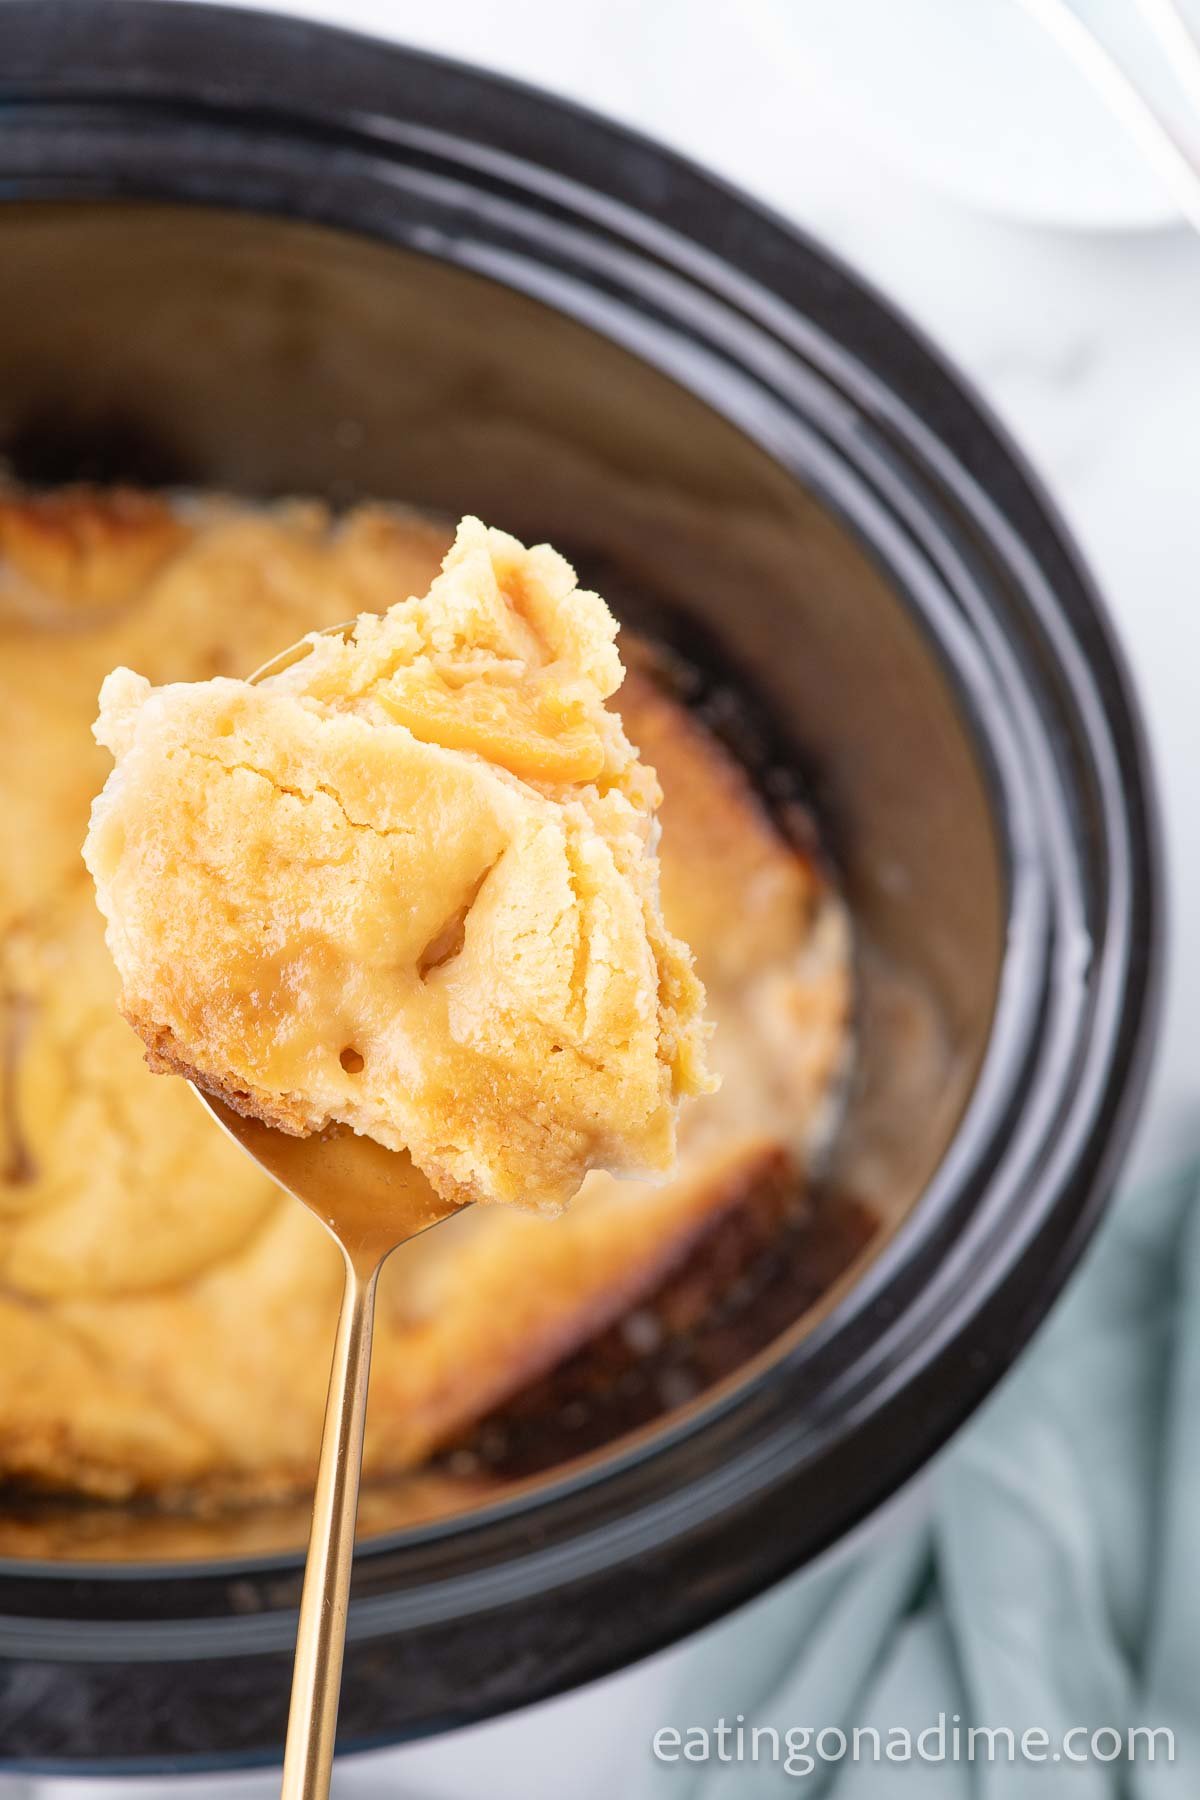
[84,520,714,1211]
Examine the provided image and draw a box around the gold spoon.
[196,626,467,1800]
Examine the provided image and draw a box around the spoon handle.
[281,1249,381,1800]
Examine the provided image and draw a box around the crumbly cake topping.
[85,518,714,1213]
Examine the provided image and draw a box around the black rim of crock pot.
[0,0,1163,1770]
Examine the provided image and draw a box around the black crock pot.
[0,0,1161,1773]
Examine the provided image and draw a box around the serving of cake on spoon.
[84,516,714,1215]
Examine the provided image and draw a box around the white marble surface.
[19,0,1200,1794]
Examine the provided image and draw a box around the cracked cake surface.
[0,488,850,1503]
[84,518,714,1213]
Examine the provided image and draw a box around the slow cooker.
[0,0,1160,1771]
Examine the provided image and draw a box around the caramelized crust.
[133,1019,316,1136]
[1,487,850,1501]
[0,486,190,614]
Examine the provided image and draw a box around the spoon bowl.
[198,1097,465,1274]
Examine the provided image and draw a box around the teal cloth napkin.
[638,1164,1200,1795]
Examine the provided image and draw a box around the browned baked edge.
[0,485,193,607]
[126,1012,314,1138]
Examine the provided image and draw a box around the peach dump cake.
[85,518,713,1214]
[0,489,851,1504]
